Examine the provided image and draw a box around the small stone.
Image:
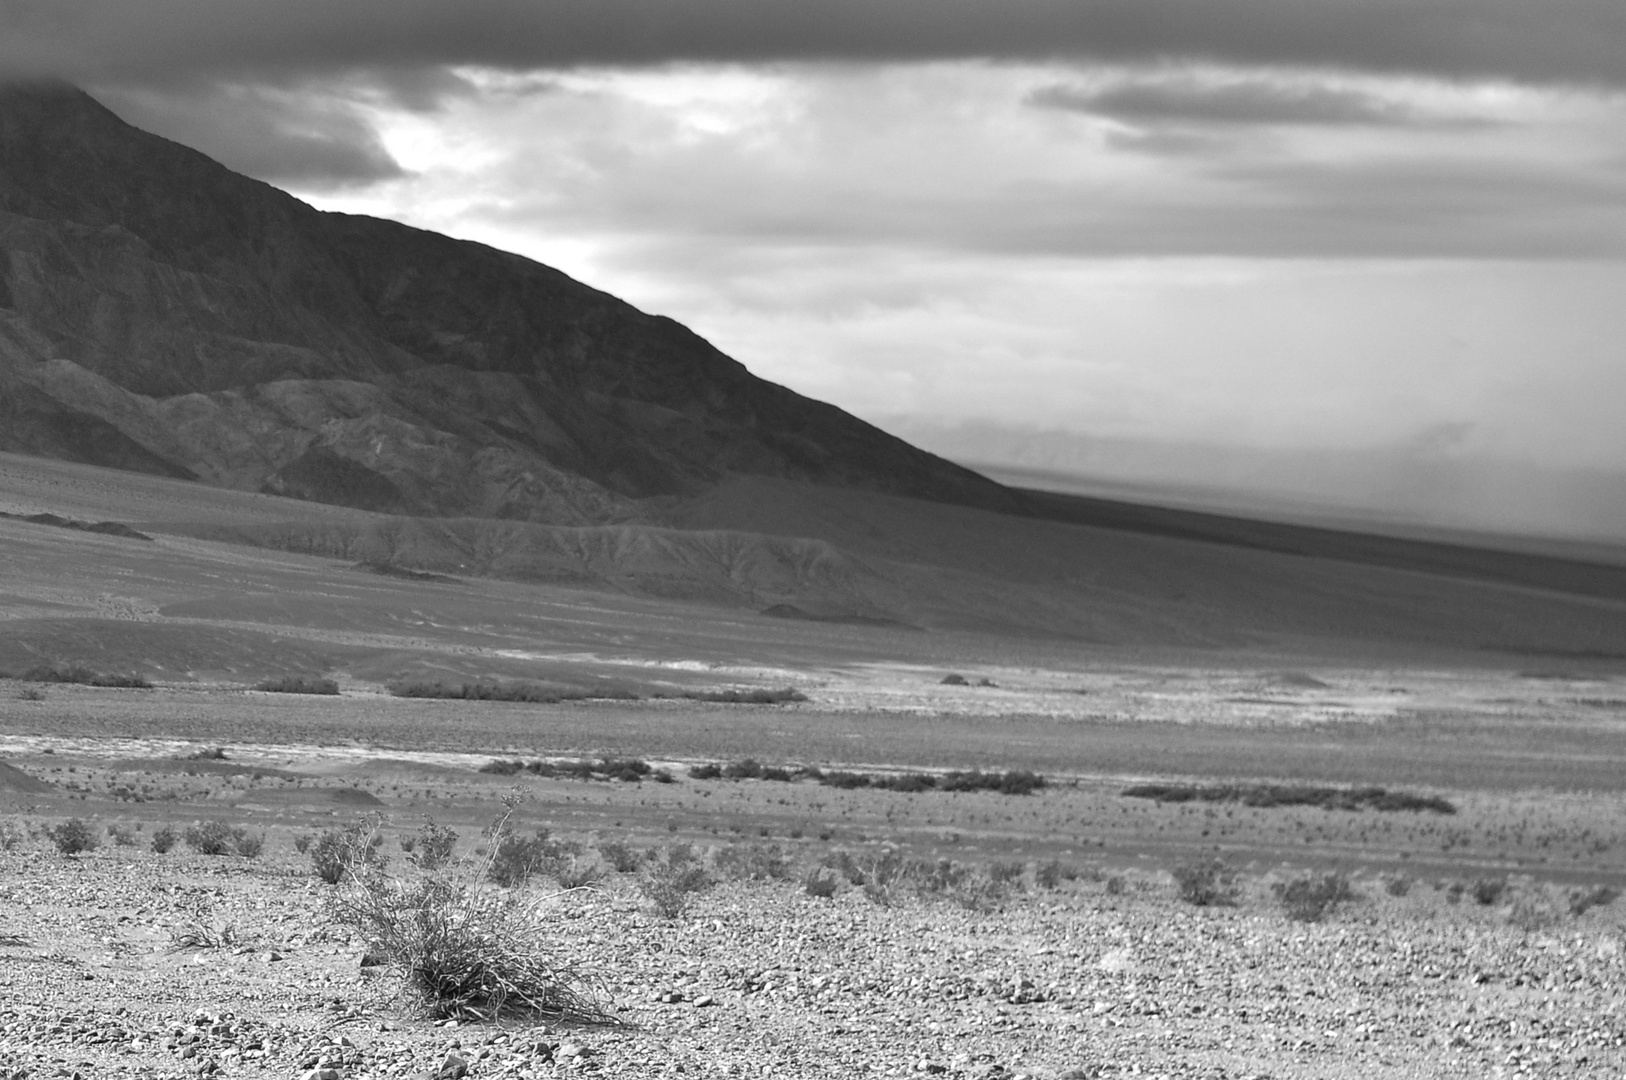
[558,1041,588,1059]
[436,1052,469,1079]
[693,995,717,1008]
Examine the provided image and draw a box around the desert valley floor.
[0,453,1623,1078]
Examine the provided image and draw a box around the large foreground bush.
[326,820,615,1023]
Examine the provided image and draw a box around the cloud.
[338,65,1626,261]
[95,78,412,188]
[0,0,1623,87]
[1030,75,1422,127]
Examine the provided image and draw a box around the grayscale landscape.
[0,20,1624,1080]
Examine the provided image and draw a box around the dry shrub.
[21,662,151,689]
[326,812,614,1023]
[313,819,387,885]
[714,842,791,881]
[411,821,459,871]
[803,869,839,899]
[254,675,339,695]
[488,829,582,888]
[1172,857,1239,907]
[858,846,914,907]
[916,859,1007,912]
[596,839,642,873]
[638,844,712,919]
[48,818,98,856]
[1570,884,1620,917]
[169,896,238,950]
[1274,872,1357,923]
[184,820,262,857]
[1035,859,1074,890]
[1508,884,1567,932]
[150,825,178,853]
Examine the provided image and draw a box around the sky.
[4,0,1625,539]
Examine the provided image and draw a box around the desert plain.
[0,451,1623,1080]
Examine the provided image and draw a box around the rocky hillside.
[0,82,1012,524]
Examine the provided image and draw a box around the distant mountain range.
[0,82,1010,523]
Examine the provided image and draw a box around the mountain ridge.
[0,81,1013,520]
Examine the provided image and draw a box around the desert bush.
[169,896,238,950]
[920,860,1009,912]
[1470,878,1508,906]
[714,842,791,881]
[325,819,614,1022]
[1104,875,1127,896]
[21,662,151,689]
[552,855,606,891]
[874,772,935,793]
[722,758,764,780]
[638,843,712,919]
[938,769,1045,795]
[412,821,459,871]
[1123,782,1454,815]
[49,818,99,856]
[16,686,45,702]
[1274,871,1357,923]
[823,849,866,885]
[1172,857,1239,907]
[821,770,872,790]
[1382,873,1414,897]
[687,762,723,780]
[480,759,525,776]
[681,687,807,704]
[760,766,794,782]
[0,820,26,851]
[858,846,914,907]
[988,860,1026,886]
[803,868,840,898]
[596,839,642,873]
[253,675,340,695]
[107,823,137,847]
[489,830,556,888]
[184,747,229,761]
[1568,884,1620,917]
[1035,859,1074,889]
[183,820,261,857]
[1508,886,1568,932]
[312,820,387,885]
[597,757,651,782]
[390,680,614,704]
[150,825,178,854]
[293,832,314,854]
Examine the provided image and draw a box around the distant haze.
[885,420,1626,548]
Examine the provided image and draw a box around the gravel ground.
[0,850,1622,1080]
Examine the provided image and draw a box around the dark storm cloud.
[0,0,1623,86]
[95,80,411,189]
[1030,77,1420,127]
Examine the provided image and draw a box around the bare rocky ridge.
[0,82,1012,523]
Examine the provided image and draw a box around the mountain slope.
[0,81,1012,521]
